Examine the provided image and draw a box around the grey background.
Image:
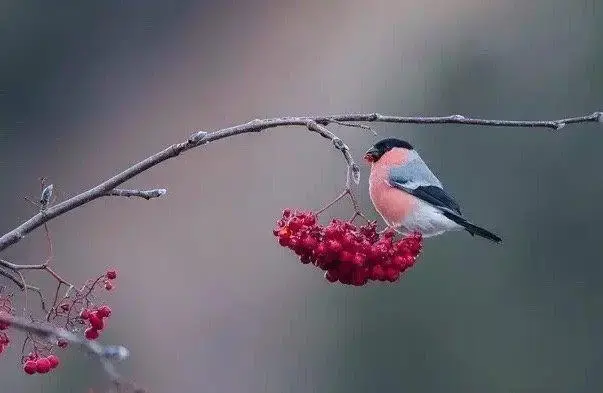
[1,1,602,392]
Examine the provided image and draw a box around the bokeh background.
[1,1,602,392]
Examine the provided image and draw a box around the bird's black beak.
[364,147,379,163]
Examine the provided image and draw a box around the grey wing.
[388,153,442,189]
[388,155,462,215]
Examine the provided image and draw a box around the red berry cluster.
[22,353,60,375]
[274,209,423,286]
[1,266,119,374]
[104,269,117,290]
[80,305,112,340]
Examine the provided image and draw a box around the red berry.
[326,240,342,254]
[57,338,68,348]
[288,219,302,231]
[392,255,406,268]
[35,357,51,374]
[337,260,353,275]
[301,236,318,250]
[88,312,104,330]
[338,273,353,285]
[47,354,60,369]
[96,305,112,318]
[79,309,90,320]
[104,281,113,291]
[314,243,327,256]
[85,327,99,340]
[277,227,291,238]
[339,250,354,263]
[23,360,37,375]
[371,265,386,281]
[382,229,396,239]
[352,253,366,267]
[303,215,316,226]
[278,235,292,247]
[315,255,334,270]
[385,267,400,282]
[404,255,416,267]
[106,270,117,280]
[352,269,369,286]
[408,240,422,254]
[324,225,340,239]
[341,232,354,246]
[324,270,339,283]
[299,255,312,264]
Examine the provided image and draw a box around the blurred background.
[1,1,602,392]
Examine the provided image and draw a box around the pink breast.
[368,153,415,227]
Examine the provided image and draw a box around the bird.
[364,138,501,243]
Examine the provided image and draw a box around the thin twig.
[0,267,46,313]
[42,222,53,265]
[315,166,369,223]
[0,259,70,283]
[0,254,72,318]
[322,119,378,135]
[27,285,46,313]
[47,281,64,321]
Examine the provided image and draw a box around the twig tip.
[351,164,361,185]
[40,184,54,206]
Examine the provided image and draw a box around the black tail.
[442,211,502,243]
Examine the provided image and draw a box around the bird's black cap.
[364,138,413,162]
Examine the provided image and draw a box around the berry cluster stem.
[316,165,369,224]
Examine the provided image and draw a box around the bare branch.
[0,313,129,383]
[314,111,603,130]
[105,188,167,200]
[0,111,600,253]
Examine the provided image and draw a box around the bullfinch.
[364,138,501,243]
